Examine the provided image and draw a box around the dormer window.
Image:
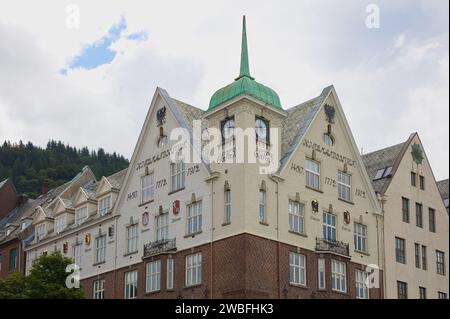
[98,195,112,216]
[75,206,88,226]
[36,224,46,242]
[55,215,67,234]
[21,219,31,231]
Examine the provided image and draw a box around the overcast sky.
[0,0,448,180]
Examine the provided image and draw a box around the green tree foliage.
[0,252,84,299]
[0,140,129,198]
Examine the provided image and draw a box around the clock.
[222,118,235,141]
[255,118,268,141]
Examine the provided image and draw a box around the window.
[224,190,231,224]
[331,260,347,293]
[187,201,202,235]
[373,166,393,181]
[415,243,421,268]
[397,281,408,299]
[288,200,305,234]
[354,223,367,252]
[421,246,427,270]
[289,252,306,286]
[402,197,410,223]
[411,172,417,187]
[323,133,334,146]
[438,292,448,299]
[75,206,88,226]
[338,171,352,201]
[416,203,423,228]
[185,253,202,287]
[419,287,427,299]
[36,223,46,242]
[98,196,111,216]
[141,173,154,203]
[170,161,185,192]
[167,258,174,290]
[305,159,320,190]
[124,270,138,299]
[95,235,106,264]
[355,270,369,299]
[126,224,138,254]
[318,258,326,289]
[72,244,82,267]
[323,212,337,241]
[259,189,266,223]
[419,176,425,190]
[9,248,17,271]
[395,237,406,264]
[55,215,66,234]
[155,213,169,241]
[146,260,161,293]
[428,208,436,233]
[93,279,105,299]
[436,250,445,275]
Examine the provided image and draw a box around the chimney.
[41,179,49,195]
[18,194,28,207]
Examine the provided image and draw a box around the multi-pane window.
[416,203,423,228]
[55,215,66,234]
[395,237,406,264]
[436,250,445,275]
[141,173,154,203]
[155,213,169,241]
[98,196,111,216]
[438,292,448,299]
[323,212,337,241]
[124,270,138,299]
[36,223,46,242]
[224,190,231,224]
[170,162,185,192]
[338,171,351,201]
[411,172,417,187]
[259,190,266,223]
[95,235,106,264]
[331,260,347,293]
[146,260,161,293]
[288,200,305,234]
[419,175,425,190]
[318,258,326,289]
[428,208,436,233]
[421,246,427,270]
[185,253,202,287]
[402,197,410,223]
[75,206,88,226]
[93,279,105,299]
[9,248,17,271]
[397,281,408,299]
[354,223,367,252]
[126,224,138,254]
[72,244,82,267]
[167,258,174,290]
[289,252,306,286]
[415,243,421,268]
[187,201,202,235]
[419,287,427,299]
[355,270,369,299]
[305,159,320,190]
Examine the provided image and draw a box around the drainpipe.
[113,215,118,298]
[210,178,214,299]
[377,193,387,298]
[269,175,281,298]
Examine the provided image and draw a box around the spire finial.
[237,15,254,80]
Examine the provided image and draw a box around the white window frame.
[354,223,367,252]
[146,260,161,293]
[323,212,337,241]
[155,213,169,241]
[126,224,138,254]
[167,258,174,290]
[224,189,231,224]
[338,171,352,202]
[75,206,88,226]
[318,257,326,289]
[259,189,266,223]
[141,173,154,204]
[187,201,202,235]
[355,269,369,299]
[93,279,105,299]
[55,215,66,234]
[185,253,202,287]
[124,270,138,299]
[170,161,185,192]
[72,244,82,267]
[289,252,306,286]
[35,223,46,242]
[331,259,347,293]
[95,235,106,264]
[305,158,320,190]
[98,195,112,216]
[288,200,305,234]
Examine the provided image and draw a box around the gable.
[32,206,47,224]
[96,176,113,196]
[73,188,90,207]
[53,197,67,215]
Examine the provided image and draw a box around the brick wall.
[0,180,18,220]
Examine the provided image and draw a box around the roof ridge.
[362,141,406,158]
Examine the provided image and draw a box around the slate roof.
[437,179,449,200]
[362,142,406,194]
[0,178,8,189]
[106,168,128,190]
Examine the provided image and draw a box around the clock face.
[222,119,235,140]
[255,118,267,141]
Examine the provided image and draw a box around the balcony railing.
[143,238,177,259]
[315,237,350,257]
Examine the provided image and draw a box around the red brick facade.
[80,233,383,299]
[0,238,22,279]
[0,179,18,221]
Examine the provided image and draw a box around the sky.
[0,0,448,180]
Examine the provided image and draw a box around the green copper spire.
[208,16,282,110]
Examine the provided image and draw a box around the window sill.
[355,250,370,256]
[93,261,106,267]
[259,221,269,226]
[139,200,154,207]
[338,198,354,205]
[331,289,350,296]
[168,188,185,196]
[124,251,138,257]
[305,185,323,194]
[289,283,308,289]
[288,230,307,238]
[184,283,202,290]
[184,231,202,238]
[144,290,161,296]
[222,222,231,227]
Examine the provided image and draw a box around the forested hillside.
[0,140,129,198]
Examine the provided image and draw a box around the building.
[362,133,449,299]
[437,179,449,213]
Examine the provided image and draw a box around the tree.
[0,272,28,299]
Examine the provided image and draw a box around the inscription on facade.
[156,179,167,189]
[187,165,200,176]
[136,149,172,171]
[355,189,367,198]
[302,139,356,167]
[127,191,138,201]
